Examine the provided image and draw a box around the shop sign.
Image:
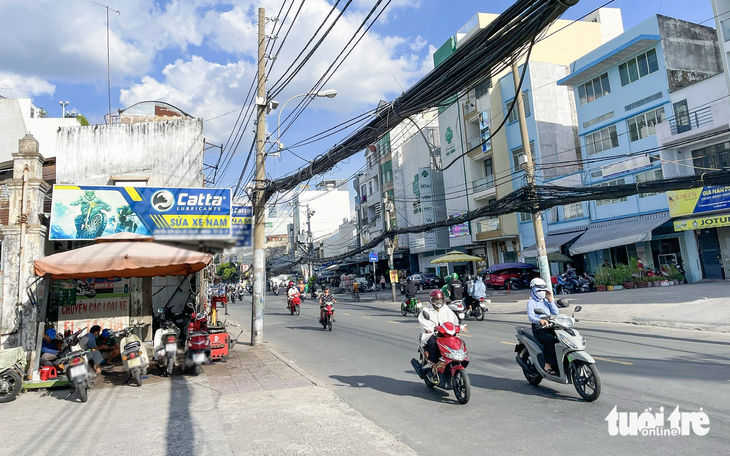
[50,185,231,240]
[674,214,730,231]
[55,278,131,332]
[601,156,651,179]
[449,213,470,238]
[667,186,730,217]
[231,205,252,246]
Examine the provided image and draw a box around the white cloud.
[0,71,55,98]
[410,36,428,52]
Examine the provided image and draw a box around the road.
[226,291,730,456]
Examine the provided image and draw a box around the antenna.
[94,2,120,124]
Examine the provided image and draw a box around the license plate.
[68,367,84,379]
[127,357,141,368]
[165,344,177,353]
[192,353,205,364]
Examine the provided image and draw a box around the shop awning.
[430,250,483,264]
[521,229,586,258]
[569,212,671,255]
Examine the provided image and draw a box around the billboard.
[674,214,730,231]
[448,213,470,238]
[50,185,231,240]
[55,278,131,333]
[231,206,253,247]
[667,186,730,217]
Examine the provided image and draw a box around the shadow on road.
[467,373,582,402]
[330,374,455,403]
[166,375,196,456]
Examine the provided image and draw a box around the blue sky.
[0,0,716,196]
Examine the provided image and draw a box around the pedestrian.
[380,275,386,290]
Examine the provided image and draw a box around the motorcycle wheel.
[0,371,22,403]
[84,213,107,238]
[475,306,484,321]
[193,364,203,376]
[453,370,471,404]
[78,386,88,403]
[424,377,435,389]
[327,315,333,331]
[167,358,175,376]
[572,361,601,402]
[400,303,408,317]
[557,286,571,295]
[132,368,143,386]
[295,304,300,316]
[290,305,295,315]
[520,351,542,386]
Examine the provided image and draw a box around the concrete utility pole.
[384,197,397,302]
[306,204,314,279]
[251,7,267,346]
[511,59,552,293]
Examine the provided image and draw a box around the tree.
[216,262,240,283]
[76,114,89,126]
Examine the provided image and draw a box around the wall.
[56,119,204,187]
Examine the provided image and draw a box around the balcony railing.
[471,176,495,193]
[467,136,482,152]
[477,217,500,233]
[668,106,712,135]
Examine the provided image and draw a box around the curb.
[265,345,324,387]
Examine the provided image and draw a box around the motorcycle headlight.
[447,348,467,361]
[558,333,578,350]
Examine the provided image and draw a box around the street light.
[59,100,69,118]
[272,89,338,153]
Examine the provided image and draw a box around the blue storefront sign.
[50,185,231,240]
[231,206,253,247]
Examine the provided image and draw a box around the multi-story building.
[433,9,623,276]
[557,14,722,280]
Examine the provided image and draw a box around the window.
[627,107,666,142]
[578,73,610,105]
[595,178,628,206]
[519,212,532,222]
[507,92,530,123]
[380,160,393,183]
[563,202,585,220]
[475,78,492,99]
[691,142,730,174]
[511,142,535,171]
[361,184,367,197]
[590,170,603,179]
[484,157,494,186]
[635,168,664,197]
[673,99,690,134]
[549,206,559,223]
[619,48,659,86]
[268,206,278,217]
[369,181,373,195]
[585,125,619,155]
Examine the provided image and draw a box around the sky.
[0,0,717,199]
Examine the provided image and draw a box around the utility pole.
[384,197,397,302]
[251,7,267,346]
[306,204,314,279]
[292,194,300,260]
[511,59,552,293]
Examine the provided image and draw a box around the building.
[433,9,624,276]
[556,14,722,279]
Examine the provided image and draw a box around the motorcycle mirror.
[574,305,582,312]
[534,308,546,315]
[157,307,164,313]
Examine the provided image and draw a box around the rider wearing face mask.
[526,278,560,375]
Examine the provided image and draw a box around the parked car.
[484,268,540,289]
[400,273,445,292]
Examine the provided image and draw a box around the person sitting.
[352,281,359,300]
[526,278,560,375]
[467,275,486,312]
[97,329,121,367]
[447,273,464,302]
[41,328,62,367]
[418,290,465,383]
[79,325,105,374]
[318,286,336,323]
[287,282,299,309]
[403,278,418,301]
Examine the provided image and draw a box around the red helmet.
[429,289,444,308]
[435,321,457,336]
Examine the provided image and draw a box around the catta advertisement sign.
[50,185,231,240]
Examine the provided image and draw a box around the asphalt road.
[226,291,730,456]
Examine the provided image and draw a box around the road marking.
[341,312,351,315]
[361,316,372,319]
[594,356,633,366]
[500,341,515,345]
[461,334,473,338]
[387,321,400,324]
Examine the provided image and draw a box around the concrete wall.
[55,119,204,187]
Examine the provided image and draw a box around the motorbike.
[463,296,488,321]
[400,297,422,317]
[75,280,97,298]
[118,326,149,386]
[505,272,532,290]
[289,292,301,315]
[446,300,467,324]
[63,348,96,402]
[153,308,180,376]
[0,347,26,403]
[321,303,334,331]
[274,286,280,296]
[410,322,471,404]
[185,313,210,376]
[514,306,601,401]
[554,275,571,295]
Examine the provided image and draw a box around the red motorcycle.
[411,322,471,404]
[185,312,210,376]
[321,303,334,331]
[289,293,301,316]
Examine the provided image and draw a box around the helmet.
[407,277,412,283]
[530,277,547,290]
[444,274,451,282]
[452,273,459,280]
[289,281,294,286]
[84,190,95,198]
[101,329,112,338]
[435,321,457,336]
[429,289,445,308]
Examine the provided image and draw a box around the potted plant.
[594,267,609,291]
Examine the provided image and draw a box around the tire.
[327,315,333,331]
[0,371,22,403]
[475,306,484,321]
[572,362,601,402]
[418,284,423,291]
[132,368,143,386]
[295,304,300,316]
[193,364,203,376]
[424,378,435,389]
[401,303,408,317]
[167,357,175,376]
[78,386,88,403]
[557,286,571,295]
[82,213,107,238]
[521,351,543,386]
[453,370,471,404]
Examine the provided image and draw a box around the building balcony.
[471,176,496,201]
[657,101,730,147]
[474,217,503,241]
[463,101,479,122]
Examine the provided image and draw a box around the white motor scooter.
[446,300,466,324]
[514,306,601,401]
[153,309,179,377]
[118,325,150,386]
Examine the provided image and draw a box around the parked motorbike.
[554,275,571,295]
[63,349,95,402]
[0,347,26,403]
[117,326,149,386]
[400,297,422,317]
[153,308,180,376]
[185,313,210,376]
[410,322,471,404]
[446,300,467,324]
[514,306,601,401]
[321,303,334,331]
[505,271,532,290]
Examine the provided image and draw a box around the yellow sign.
[667,188,702,217]
[389,270,399,284]
[674,214,730,231]
[667,186,730,217]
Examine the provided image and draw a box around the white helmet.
[530,277,547,290]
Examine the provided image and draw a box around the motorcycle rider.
[403,278,418,306]
[418,290,465,383]
[467,275,486,313]
[287,281,300,309]
[447,273,464,303]
[526,278,560,375]
[318,286,336,323]
[70,190,111,237]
